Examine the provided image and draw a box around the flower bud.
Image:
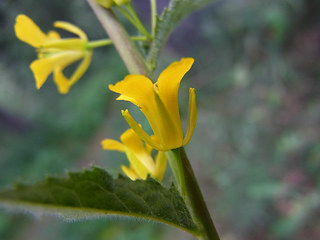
[114,0,131,6]
[94,0,114,8]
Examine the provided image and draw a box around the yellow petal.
[30,51,83,90]
[69,51,92,85]
[47,30,60,40]
[109,75,164,144]
[121,109,164,151]
[120,129,145,153]
[53,51,91,94]
[15,14,47,48]
[53,68,70,94]
[125,151,149,179]
[121,165,139,180]
[101,139,125,152]
[54,21,88,40]
[153,90,183,148]
[120,129,155,173]
[157,58,194,136]
[152,151,167,181]
[145,142,153,155]
[183,88,197,146]
[109,74,154,108]
[116,95,138,106]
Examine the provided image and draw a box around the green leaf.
[0,167,196,234]
[147,0,217,70]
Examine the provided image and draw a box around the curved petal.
[101,139,125,152]
[53,69,70,94]
[120,129,155,173]
[69,51,92,85]
[153,90,183,148]
[109,75,163,140]
[182,88,197,146]
[152,151,167,181]
[121,110,165,151]
[54,21,88,40]
[120,129,146,153]
[109,74,154,108]
[157,58,194,135]
[15,14,47,48]
[125,151,149,179]
[116,95,138,106]
[52,51,86,94]
[121,165,139,180]
[145,135,161,154]
[31,51,82,90]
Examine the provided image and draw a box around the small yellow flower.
[109,58,197,151]
[102,129,167,181]
[14,14,92,94]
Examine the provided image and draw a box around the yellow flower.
[102,129,167,181]
[14,14,92,94]
[109,58,197,151]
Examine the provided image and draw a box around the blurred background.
[1,0,320,239]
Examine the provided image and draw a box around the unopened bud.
[114,0,131,6]
[94,0,114,8]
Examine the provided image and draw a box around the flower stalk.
[86,36,148,49]
[168,148,221,240]
[116,3,153,40]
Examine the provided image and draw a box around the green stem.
[115,7,141,31]
[125,3,152,40]
[86,39,113,48]
[169,148,221,240]
[87,0,152,77]
[150,0,157,36]
[165,150,186,197]
[86,36,148,49]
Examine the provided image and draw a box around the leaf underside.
[0,167,196,233]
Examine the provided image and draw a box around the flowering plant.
[0,1,221,240]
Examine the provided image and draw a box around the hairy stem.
[87,0,152,77]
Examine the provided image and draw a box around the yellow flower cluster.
[15,15,197,182]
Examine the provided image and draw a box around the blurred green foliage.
[1,0,320,239]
